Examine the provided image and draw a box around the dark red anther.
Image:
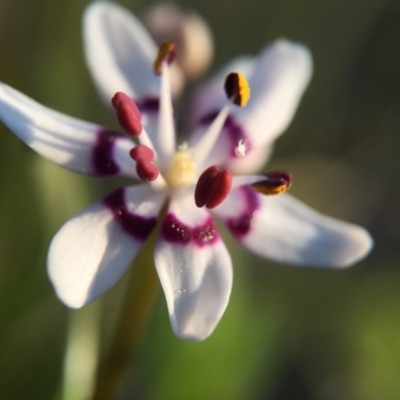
[195,166,219,207]
[136,159,159,182]
[195,166,233,209]
[112,92,142,136]
[129,144,154,162]
[265,170,292,188]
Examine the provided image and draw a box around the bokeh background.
[1,0,399,399]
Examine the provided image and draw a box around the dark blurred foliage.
[1,0,400,399]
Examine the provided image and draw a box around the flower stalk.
[91,236,159,400]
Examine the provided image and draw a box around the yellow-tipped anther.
[252,171,292,196]
[153,41,177,75]
[224,72,250,107]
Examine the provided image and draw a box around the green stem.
[91,240,159,400]
[59,303,100,400]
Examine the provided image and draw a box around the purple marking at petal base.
[92,129,125,176]
[138,97,160,113]
[227,186,260,237]
[161,213,219,247]
[198,112,252,157]
[103,188,157,241]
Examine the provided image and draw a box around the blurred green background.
[1,0,399,399]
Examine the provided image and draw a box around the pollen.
[224,72,250,107]
[165,149,197,188]
[154,41,177,75]
[252,171,292,196]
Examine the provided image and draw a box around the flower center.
[110,42,255,206]
[164,146,197,188]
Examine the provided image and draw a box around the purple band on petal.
[161,213,219,247]
[138,97,160,113]
[227,186,260,237]
[92,129,125,176]
[103,188,157,240]
[198,112,252,158]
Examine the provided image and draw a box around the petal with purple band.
[213,188,373,267]
[154,194,232,340]
[234,40,312,147]
[48,185,165,308]
[188,56,254,168]
[190,40,311,172]
[0,83,137,178]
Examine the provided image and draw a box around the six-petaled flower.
[0,2,372,340]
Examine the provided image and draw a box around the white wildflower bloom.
[0,2,372,340]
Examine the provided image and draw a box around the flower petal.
[213,187,373,267]
[48,185,165,308]
[83,2,159,106]
[190,40,312,173]
[233,40,312,146]
[154,194,232,340]
[0,83,137,177]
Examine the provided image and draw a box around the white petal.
[235,40,312,146]
[189,40,312,172]
[48,185,166,308]
[0,83,136,177]
[214,188,373,267]
[83,2,159,106]
[154,194,232,340]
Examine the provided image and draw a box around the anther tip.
[194,166,232,209]
[154,41,177,75]
[129,144,155,162]
[112,92,142,136]
[224,72,250,107]
[252,170,292,196]
[136,159,159,181]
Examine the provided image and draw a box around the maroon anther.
[264,170,292,188]
[195,166,233,209]
[129,144,154,162]
[136,159,159,181]
[111,92,142,136]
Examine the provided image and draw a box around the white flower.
[0,2,372,340]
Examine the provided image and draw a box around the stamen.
[136,159,160,182]
[111,92,142,136]
[129,144,154,162]
[111,93,161,170]
[155,42,177,165]
[195,166,233,209]
[193,102,231,167]
[153,41,177,75]
[224,72,250,107]
[252,170,292,196]
[194,72,250,167]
